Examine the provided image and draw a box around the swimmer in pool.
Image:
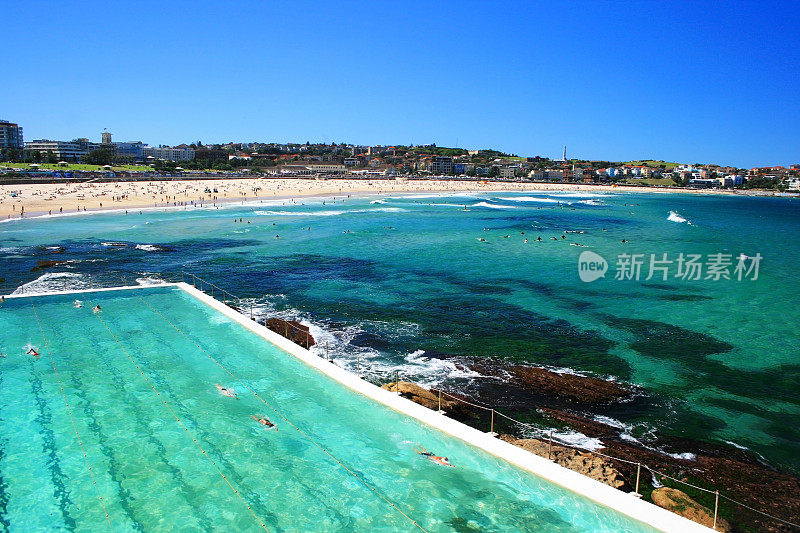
[215,384,237,398]
[414,446,454,467]
[251,415,277,430]
[74,300,83,308]
[93,305,102,314]
[27,348,40,357]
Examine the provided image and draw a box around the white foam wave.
[577,199,602,205]
[134,244,161,252]
[135,276,167,286]
[253,207,407,217]
[667,210,692,224]
[552,431,605,451]
[498,196,563,204]
[724,440,749,451]
[472,201,518,210]
[12,272,87,295]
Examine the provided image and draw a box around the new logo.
[578,251,607,282]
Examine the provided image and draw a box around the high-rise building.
[101,130,112,144]
[0,120,24,149]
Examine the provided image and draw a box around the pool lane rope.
[31,302,114,532]
[136,295,428,532]
[89,310,270,531]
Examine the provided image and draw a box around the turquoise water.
[0,286,656,531]
[1,190,799,476]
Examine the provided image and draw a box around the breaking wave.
[12,272,87,295]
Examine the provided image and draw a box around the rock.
[468,361,636,408]
[381,381,458,411]
[651,487,731,532]
[501,435,629,490]
[265,317,315,348]
[506,365,633,405]
[31,260,67,272]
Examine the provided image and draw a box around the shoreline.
[1,177,792,221]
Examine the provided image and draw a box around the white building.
[142,145,195,161]
[24,139,98,161]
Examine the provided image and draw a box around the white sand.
[0,177,744,220]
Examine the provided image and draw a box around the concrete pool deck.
[5,282,713,532]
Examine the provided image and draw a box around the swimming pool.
[0,285,701,531]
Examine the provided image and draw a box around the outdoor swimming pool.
[0,285,679,531]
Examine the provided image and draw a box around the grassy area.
[622,178,679,187]
[0,162,152,172]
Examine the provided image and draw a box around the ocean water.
[1,190,799,476]
[0,286,657,531]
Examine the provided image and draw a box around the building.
[499,166,516,179]
[194,148,229,163]
[101,130,112,144]
[112,141,144,161]
[143,145,195,161]
[24,139,98,162]
[0,120,23,149]
[428,156,453,174]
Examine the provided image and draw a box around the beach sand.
[0,177,750,220]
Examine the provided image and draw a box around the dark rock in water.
[265,317,315,348]
[31,260,67,272]
[507,365,633,405]
[468,361,637,408]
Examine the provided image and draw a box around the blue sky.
[3,1,798,167]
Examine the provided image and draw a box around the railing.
[3,272,798,530]
[381,373,799,532]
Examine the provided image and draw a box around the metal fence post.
[548,430,553,460]
[713,490,719,530]
[635,463,641,497]
[438,389,442,413]
[395,370,399,394]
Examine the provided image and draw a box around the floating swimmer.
[215,384,237,398]
[74,300,83,308]
[250,415,277,430]
[414,446,454,467]
[92,305,102,314]
[477,238,486,242]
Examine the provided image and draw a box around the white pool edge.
[5,283,713,532]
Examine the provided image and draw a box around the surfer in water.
[215,384,237,398]
[414,446,454,467]
[251,415,277,430]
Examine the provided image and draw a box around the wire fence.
[4,272,799,531]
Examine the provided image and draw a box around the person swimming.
[414,446,454,467]
[215,384,237,398]
[92,305,102,314]
[27,347,40,357]
[74,300,83,308]
[250,415,277,430]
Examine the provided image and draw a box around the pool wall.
[6,283,713,532]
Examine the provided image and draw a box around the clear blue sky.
[4,0,798,167]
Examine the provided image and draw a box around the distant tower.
[563,146,567,161]
[102,129,112,144]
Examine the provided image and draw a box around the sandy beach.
[0,177,761,220]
